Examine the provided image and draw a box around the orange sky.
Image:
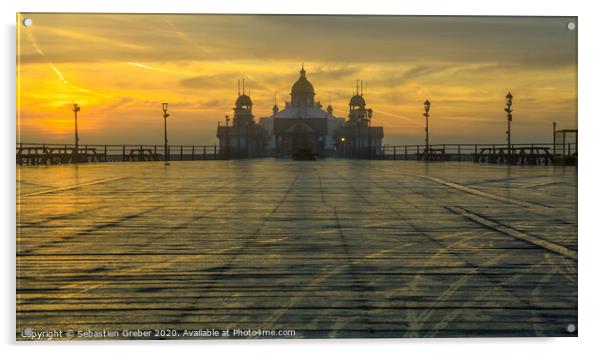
[17,14,577,145]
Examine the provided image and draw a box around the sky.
[17,14,577,145]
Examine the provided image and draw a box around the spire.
[300,62,306,77]
[272,90,279,115]
[356,79,359,95]
[242,78,245,95]
[237,79,240,96]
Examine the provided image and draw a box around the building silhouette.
[333,83,384,158]
[216,84,268,158]
[219,65,384,158]
[259,65,346,157]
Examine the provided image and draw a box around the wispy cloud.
[17,14,577,145]
[127,62,174,74]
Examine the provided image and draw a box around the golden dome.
[349,94,366,107]
[235,94,252,107]
[291,67,315,94]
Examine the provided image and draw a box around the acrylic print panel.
[16,13,577,340]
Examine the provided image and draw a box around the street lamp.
[72,103,80,162]
[225,115,230,159]
[423,99,431,157]
[553,121,557,156]
[162,102,170,164]
[367,108,373,159]
[505,92,513,155]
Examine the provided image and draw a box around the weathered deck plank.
[16,160,577,339]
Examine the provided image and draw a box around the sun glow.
[17,14,577,145]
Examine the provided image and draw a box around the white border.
[3,1,601,353]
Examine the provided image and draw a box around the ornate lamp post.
[225,115,230,159]
[423,99,431,157]
[72,103,80,161]
[367,108,373,159]
[505,92,513,155]
[162,103,170,164]
[552,121,557,155]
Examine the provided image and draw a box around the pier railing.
[16,142,577,165]
[380,143,577,165]
[16,143,221,165]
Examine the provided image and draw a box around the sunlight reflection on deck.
[16,160,577,339]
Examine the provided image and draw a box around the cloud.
[180,74,242,89]
[309,64,360,81]
[17,14,578,145]
[18,14,577,67]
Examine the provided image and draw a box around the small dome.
[291,67,315,94]
[349,94,366,107]
[235,94,252,107]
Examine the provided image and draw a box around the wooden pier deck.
[16,160,577,339]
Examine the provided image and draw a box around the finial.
[356,79,359,95]
[242,78,245,95]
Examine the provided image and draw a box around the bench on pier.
[126,148,160,162]
[417,148,450,161]
[475,146,552,165]
[48,147,105,163]
[17,146,105,165]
